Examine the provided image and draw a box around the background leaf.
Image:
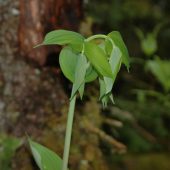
[141,34,157,56]
[146,57,170,92]
[0,134,21,170]
[29,139,63,170]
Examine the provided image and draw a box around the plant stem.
[86,34,108,42]
[62,95,76,170]
[85,34,115,47]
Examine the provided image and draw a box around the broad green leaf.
[85,65,98,82]
[59,47,97,84]
[71,54,87,99]
[37,30,85,52]
[107,31,130,70]
[104,46,122,94]
[84,41,113,78]
[105,39,112,56]
[29,139,63,170]
[59,47,79,82]
[98,42,106,51]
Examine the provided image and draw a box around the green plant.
[138,56,170,105]
[0,134,21,170]
[29,29,130,170]
[133,23,170,105]
[146,56,170,92]
[134,21,169,57]
[135,28,157,57]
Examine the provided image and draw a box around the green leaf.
[107,31,130,70]
[146,57,170,92]
[101,95,109,108]
[135,27,158,56]
[109,93,115,104]
[104,46,122,94]
[98,42,106,51]
[59,47,97,84]
[37,29,85,52]
[29,139,63,170]
[0,134,21,170]
[141,34,157,56]
[99,78,114,107]
[99,46,122,108]
[59,47,79,82]
[78,83,85,99]
[99,78,106,100]
[84,41,113,78]
[103,77,113,94]
[70,54,87,99]
[85,65,98,82]
[101,93,114,108]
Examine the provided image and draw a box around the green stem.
[85,34,115,47]
[62,95,76,170]
[86,34,108,41]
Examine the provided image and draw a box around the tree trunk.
[18,0,83,65]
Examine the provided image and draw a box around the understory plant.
[134,25,170,105]
[0,134,21,170]
[29,29,130,170]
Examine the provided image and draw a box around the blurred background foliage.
[0,0,170,169]
[83,0,170,168]
[0,134,21,170]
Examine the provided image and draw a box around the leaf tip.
[33,43,44,48]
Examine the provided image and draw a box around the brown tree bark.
[18,0,83,65]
